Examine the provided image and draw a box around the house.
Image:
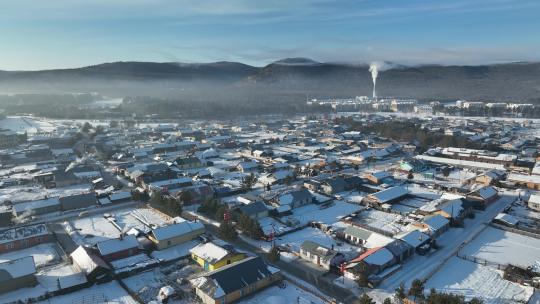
[59,192,97,211]
[149,221,205,250]
[365,171,393,185]
[384,239,414,263]
[475,170,506,185]
[11,197,61,217]
[0,223,51,254]
[236,161,259,173]
[345,247,395,278]
[493,213,519,227]
[399,159,428,173]
[70,246,111,282]
[96,235,139,262]
[0,256,37,294]
[191,256,281,304]
[528,194,540,212]
[190,241,246,271]
[395,230,432,254]
[466,185,499,206]
[321,177,348,194]
[420,214,450,238]
[275,188,313,210]
[507,173,540,190]
[435,198,475,224]
[108,191,132,203]
[343,226,373,246]
[175,156,204,170]
[236,201,269,220]
[365,186,409,206]
[299,240,345,270]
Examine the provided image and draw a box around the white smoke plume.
[369,61,392,99]
[65,155,90,172]
[12,209,35,225]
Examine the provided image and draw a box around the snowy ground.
[246,226,361,254]
[0,116,57,134]
[150,239,201,262]
[37,281,137,304]
[122,264,200,304]
[0,263,86,303]
[287,200,363,226]
[460,226,540,269]
[379,194,516,291]
[66,214,121,246]
[0,243,60,268]
[237,281,326,304]
[425,256,533,303]
[354,209,411,236]
[111,207,171,233]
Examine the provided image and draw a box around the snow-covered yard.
[247,226,361,254]
[237,281,326,304]
[150,239,201,262]
[354,209,411,236]
[426,257,533,303]
[37,281,137,304]
[460,226,540,269]
[66,214,121,246]
[112,207,171,233]
[0,243,60,268]
[287,200,363,226]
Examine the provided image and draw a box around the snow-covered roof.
[363,247,394,266]
[494,213,519,226]
[151,221,204,241]
[96,235,139,256]
[109,191,132,201]
[423,214,449,231]
[369,186,409,204]
[0,256,36,280]
[0,223,49,245]
[12,197,60,214]
[477,186,498,199]
[189,242,232,263]
[396,230,431,248]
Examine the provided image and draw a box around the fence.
[490,222,540,239]
[456,251,507,270]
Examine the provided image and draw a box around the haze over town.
[1,1,540,304]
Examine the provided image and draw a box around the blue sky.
[1,0,539,70]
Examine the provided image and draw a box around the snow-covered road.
[378,193,516,291]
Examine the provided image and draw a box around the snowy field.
[237,281,326,304]
[0,116,57,134]
[460,226,540,269]
[426,257,533,303]
[0,243,60,268]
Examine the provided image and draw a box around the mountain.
[0,61,258,82]
[1,60,539,102]
[245,61,540,101]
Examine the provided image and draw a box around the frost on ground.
[460,226,540,269]
[0,243,59,268]
[425,256,533,303]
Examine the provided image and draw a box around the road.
[379,193,516,291]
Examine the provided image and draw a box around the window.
[167,240,171,246]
